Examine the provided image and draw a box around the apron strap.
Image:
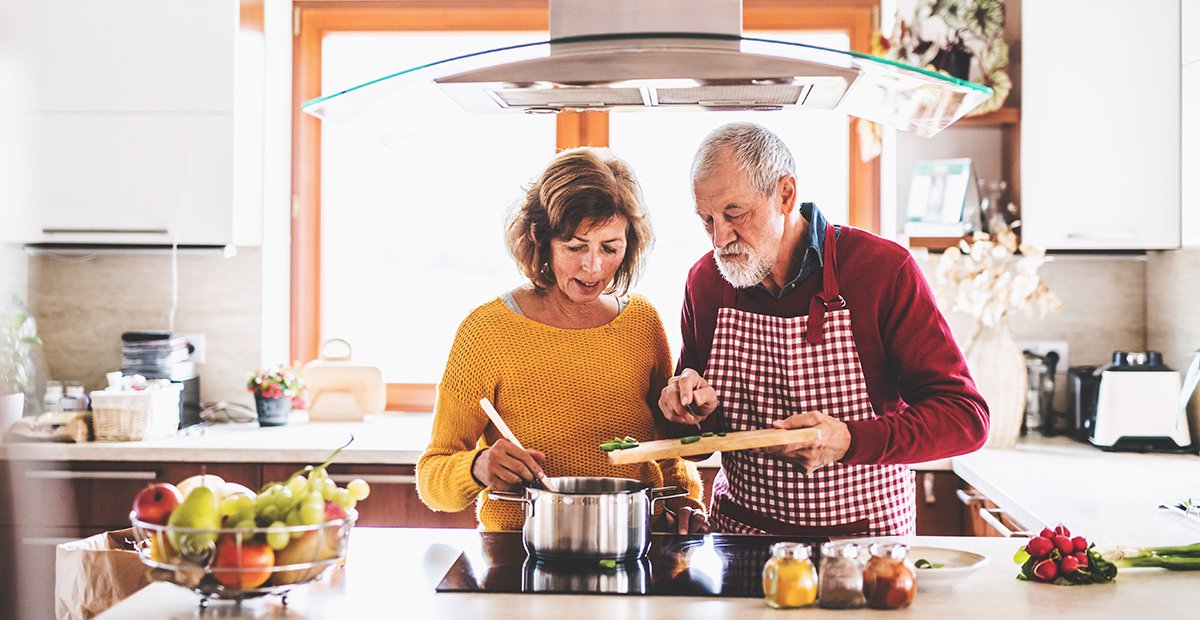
[806,223,844,345]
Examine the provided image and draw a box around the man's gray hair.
[691,122,796,197]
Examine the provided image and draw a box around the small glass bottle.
[818,542,866,609]
[43,381,63,413]
[863,543,916,610]
[762,542,817,609]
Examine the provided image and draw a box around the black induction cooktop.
[435,531,825,597]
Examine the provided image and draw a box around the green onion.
[680,436,700,444]
[716,431,727,437]
[701,432,714,437]
[598,559,617,571]
[1101,542,1200,570]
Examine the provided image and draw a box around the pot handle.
[488,489,534,518]
[649,486,688,510]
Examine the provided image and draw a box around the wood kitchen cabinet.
[262,463,478,528]
[1021,0,1181,250]
[914,471,968,536]
[1,0,261,247]
[959,484,1034,538]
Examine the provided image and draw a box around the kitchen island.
[96,527,1195,619]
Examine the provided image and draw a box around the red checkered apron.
[708,224,915,536]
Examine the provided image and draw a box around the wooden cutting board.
[606,428,821,465]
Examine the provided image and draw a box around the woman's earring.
[539,262,552,278]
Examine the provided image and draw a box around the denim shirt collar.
[754,202,830,299]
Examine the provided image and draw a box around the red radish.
[1054,535,1074,554]
[1072,536,1088,553]
[1026,536,1054,558]
[1060,555,1080,575]
[1033,558,1059,582]
[1039,527,1056,539]
[1053,524,1071,537]
[1073,551,1089,568]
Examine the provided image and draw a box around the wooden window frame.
[292,0,879,411]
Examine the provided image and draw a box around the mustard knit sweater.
[416,294,704,530]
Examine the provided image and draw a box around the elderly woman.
[417,147,707,534]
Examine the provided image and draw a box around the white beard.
[714,240,774,288]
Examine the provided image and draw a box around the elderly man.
[659,122,988,536]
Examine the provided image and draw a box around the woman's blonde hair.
[506,147,652,296]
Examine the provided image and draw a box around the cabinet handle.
[955,488,986,506]
[42,227,169,235]
[922,473,937,505]
[22,536,81,547]
[977,508,1032,538]
[328,474,415,485]
[1064,232,1135,241]
[25,470,157,481]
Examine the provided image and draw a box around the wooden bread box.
[301,339,386,421]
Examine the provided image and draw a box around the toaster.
[1088,351,1193,453]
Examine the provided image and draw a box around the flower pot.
[254,394,291,427]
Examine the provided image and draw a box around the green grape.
[233,518,256,531]
[347,478,371,501]
[285,509,304,539]
[286,475,308,496]
[220,495,242,518]
[266,521,289,550]
[332,487,353,509]
[299,496,325,525]
[321,478,338,501]
[259,503,280,522]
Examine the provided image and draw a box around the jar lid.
[770,542,812,560]
[868,542,909,559]
[820,541,860,559]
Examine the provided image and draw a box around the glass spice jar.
[818,542,866,609]
[762,542,817,609]
[863,543,916,610]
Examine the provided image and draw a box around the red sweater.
[677,226,989,465]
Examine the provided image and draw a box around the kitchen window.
[293,1,880,411]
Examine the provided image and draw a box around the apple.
[324,500,348,522]
[132,482,183,525]
[217,481,256,500]
[211,534,275,590]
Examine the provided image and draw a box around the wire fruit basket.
[129,510,356,607]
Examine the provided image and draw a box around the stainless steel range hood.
[302,0,991,138]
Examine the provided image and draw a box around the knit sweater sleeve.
[415,313,490,513]
[841,254,990,464]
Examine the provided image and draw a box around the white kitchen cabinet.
[1,0,260,246]
[1184,0,1200,246]
[1022,0,1181,250]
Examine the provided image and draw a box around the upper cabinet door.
[1184,0,1200,246]
[1022,0,1181,250]
[24,0,235,113]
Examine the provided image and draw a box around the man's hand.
[659,369,719,425]
[662,506,710,535]
[761,411,851,474]
[472,438,547,492]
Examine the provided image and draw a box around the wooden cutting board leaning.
[606,428,821,465]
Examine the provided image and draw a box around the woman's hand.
[472,438,546,491]
[662,506,711,535]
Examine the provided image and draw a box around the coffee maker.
[1068,352,1193,453]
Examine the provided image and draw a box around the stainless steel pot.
[491,477,686,561]
[521,556,650,594]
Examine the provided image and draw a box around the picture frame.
[905,158,974,227]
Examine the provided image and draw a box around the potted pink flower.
[246,365,306,427]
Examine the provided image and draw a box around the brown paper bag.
[54,528,160,620]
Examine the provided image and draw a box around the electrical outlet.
[180,333,206,365]
[1017,339,1068,372]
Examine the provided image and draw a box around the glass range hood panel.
[303,33,992,139]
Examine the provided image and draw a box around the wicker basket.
[89,384,183,441]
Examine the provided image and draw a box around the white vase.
[0,392,24,438]
[963,320,1027,449]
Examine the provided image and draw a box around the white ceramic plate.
[909,546,990,591]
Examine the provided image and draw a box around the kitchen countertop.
[953,436,1200,547]
[0,414,435,464]
[0,413,952,471]
[96,527,1196,619]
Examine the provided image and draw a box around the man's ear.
[777,175,797,214]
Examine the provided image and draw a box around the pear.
[167,486,221,559]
